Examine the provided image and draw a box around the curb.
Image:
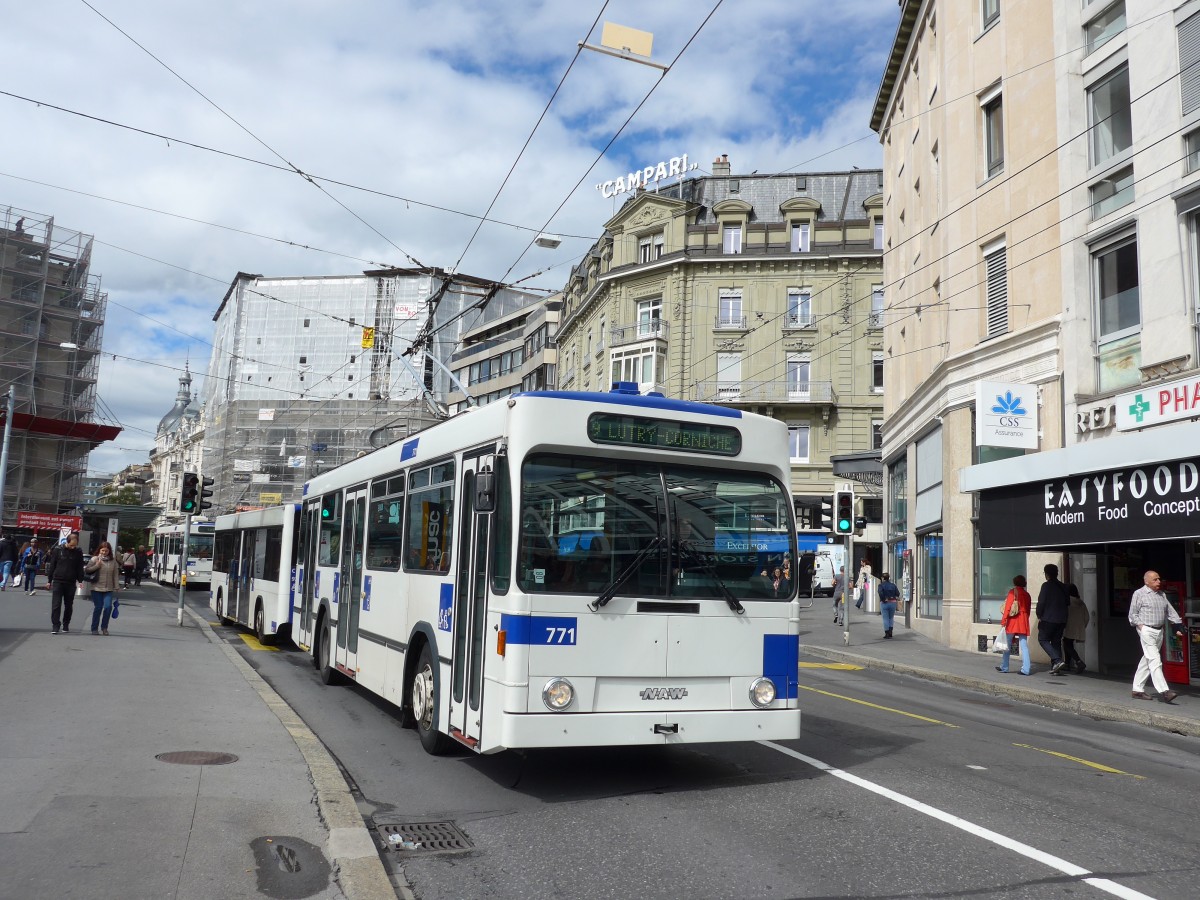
[801,643,1200,738]
[186,607,410,900]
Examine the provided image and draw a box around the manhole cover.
[155,750,239,766]
[376,821,472,853]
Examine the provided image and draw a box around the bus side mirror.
[475,469,496,513]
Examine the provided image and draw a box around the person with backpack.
[120,547,137,588]
[46,533,85,634]
[20,538,43,595]
[0,531,16,591]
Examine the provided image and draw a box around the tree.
[98,486,144,506]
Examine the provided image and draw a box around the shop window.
[919,530,943,618]
[788,425,810,463]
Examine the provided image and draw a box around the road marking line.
[797,684,958,727]
[759,741,1154,900]
[236,633,280,652]
[1013,743,1145,780]
[798,662,863,670]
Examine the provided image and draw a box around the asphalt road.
[190,591,1200,900]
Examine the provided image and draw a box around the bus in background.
[295,384,801,756]
[211,504,301,644]
[153,521,215,589]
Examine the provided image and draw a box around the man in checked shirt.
[1128,571,1185,703]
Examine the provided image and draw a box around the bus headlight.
[749,677,777,708]
[542,678,575,711]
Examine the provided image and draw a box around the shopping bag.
[11,573,21,588]
[111,598,119,619]
[990,631,1009,654]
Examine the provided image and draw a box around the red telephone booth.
[1161,581,1188,686]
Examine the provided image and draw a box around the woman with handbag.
[996,574,1032,675]
[85,543,121,635]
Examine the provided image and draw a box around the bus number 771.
[545,626,576,645]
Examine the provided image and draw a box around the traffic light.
[199,476,215,511]
[180,472,199,514]
[834,489,855,536]
[819,496,835,532]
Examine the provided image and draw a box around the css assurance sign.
[975,381,1038,449]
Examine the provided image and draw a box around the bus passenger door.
[450,454,493,746]
[297,502,319,650]
[336,487,367,677]
[236,529,256,625]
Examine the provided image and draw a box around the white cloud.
[2,0,897,475]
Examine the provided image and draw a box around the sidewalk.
[0,582,400,900]
[799,600,1200,738]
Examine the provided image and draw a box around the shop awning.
[960,420,1200,550]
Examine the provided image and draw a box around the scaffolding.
[0,206,116,523]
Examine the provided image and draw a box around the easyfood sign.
[977,455,1200,549]
[1116,374,1200,431]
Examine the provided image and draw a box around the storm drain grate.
[155,750,239,766]
[376,821,472,853]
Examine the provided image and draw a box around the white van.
[810,553,836,596]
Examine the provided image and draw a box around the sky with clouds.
[2,0,899,476]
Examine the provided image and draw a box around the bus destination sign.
[587,413,741,457]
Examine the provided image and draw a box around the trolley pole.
[176,514,191,625]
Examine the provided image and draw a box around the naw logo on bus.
[639,687,689,701]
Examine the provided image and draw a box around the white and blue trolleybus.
[295,385,801,754]
[211,504,301,643]
[154,520,215,589]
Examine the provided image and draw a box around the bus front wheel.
[412,643,451,755]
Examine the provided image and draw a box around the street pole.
[843,532,853,646]
[0,388,14,527]
[176,513,191,625]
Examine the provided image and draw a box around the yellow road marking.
[799,662,863,670]
[798,684,958,727]
[1012,743,1144,779]
[236,633,280,652]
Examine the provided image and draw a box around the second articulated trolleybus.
[294,385,801,755]
[211,504,302,643]
[154,521,215,589]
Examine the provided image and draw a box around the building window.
[873,218,884,250]
[1187,131,1200,174]
[1089,65,1131,167]
[716,352,741,397]
[787,355,811,398]
[788,425,810,463]
[717,290,744,328]
[871,352,884,393]
[870,285,884,328]
[981,0,999,30]
[919,530,944,618]
[597,317,606,351]
[1090,165,1134,219]
[1181,12,1200,116]
[982,91,1004,178]
[788,289,812,327]
[791,221,811,253]
[722,224,743,254]
[1085,1,1125,54]
[610,345,666,390]
[872,420,884,450]
[638,232,664,263]
[636,298,663,337]
[303,318,310,327]
[984,243,1008,337]
[1095,233,1141,390]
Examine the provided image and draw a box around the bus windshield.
[517,453,793,600]
[189,533,214,560]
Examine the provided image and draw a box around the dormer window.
[722,225,743,254]
[791,221,811,253]
[638,232,665,263]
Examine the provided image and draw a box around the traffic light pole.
[176,514,191,626]
[843,533,853,646]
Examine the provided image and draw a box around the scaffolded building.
[0,207,118,522]
[200,269,538,513]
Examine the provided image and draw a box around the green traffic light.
[838,518,851,531]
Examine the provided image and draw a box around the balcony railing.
[693,379,835,404]
[611,319,670,347]
[784,314,815,329]
[714,315,747,330]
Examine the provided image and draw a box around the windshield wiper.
[589,535,664,612]
[679,540,745,615]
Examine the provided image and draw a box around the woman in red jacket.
[996,574,1032,676]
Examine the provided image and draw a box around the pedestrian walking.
[134,545,150,586]
[995,575,1033,676]
[85,543,121,635]
[877,572,900,638]
[47,534,85,634]
[833,566,846,623]
[19,538,43,595]
[1063,583,1090,674]
[1128,570,1184,703]
[855,557,872,610]
[120,547,137,588]
[1036,563,1070,675]
[0,530,16,590]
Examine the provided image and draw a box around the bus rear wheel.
[412,643,451,755]
[254,603,271,645]
[317,617,341,685]
[216,591,230,626]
